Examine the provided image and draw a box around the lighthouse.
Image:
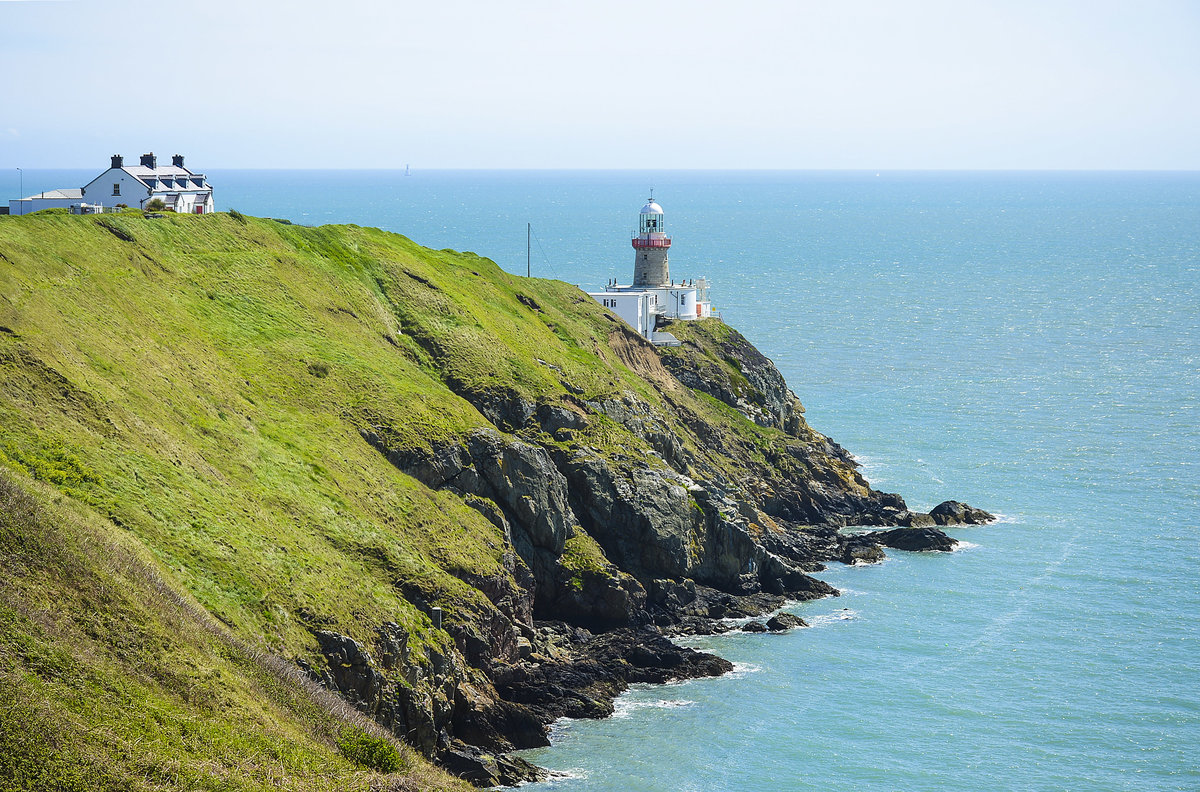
[587,196,713,345]
[632,198,671,287]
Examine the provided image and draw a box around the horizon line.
[4,166,1199,174]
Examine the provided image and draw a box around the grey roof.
[126,166,210,193]
[19,188,83,200]
[125,165,196,179]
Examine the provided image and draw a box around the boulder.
[929,500,995,525]
[766,613,808,631]
[839,534,886,565]
[895,509,938,528]
[667,616,736,636]
[871,526,958,552]
[741,620,768,633]
[439,742,546,787]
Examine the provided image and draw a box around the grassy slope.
[0,471,470,792]
[0,209,835,787]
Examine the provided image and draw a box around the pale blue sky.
[1,0,1197,169]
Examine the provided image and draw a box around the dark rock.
[493,626,732,728]
[451,695,547,753]
[562,450,760,590]
[536,402,588,434]
[741,620,768,633]
[312,630,384,711]
[929,500,995,525]
[722,591,786,619]
[766,613,808,631]
[839,533,886,565]
[895,509,938,528]
[649,577,698,610]
[872,526,958,552]
[537,563,646,631]
[666,616,736,636]
[375,622,410,670]
[439,742,546,787]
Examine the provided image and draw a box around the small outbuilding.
[7,188,84,215]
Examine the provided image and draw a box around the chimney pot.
[172,154,185,168]
[111,154,124,169]
[140,152,157,169]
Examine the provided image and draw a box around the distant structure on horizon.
[587,197,713,345]
[6,153,214,215]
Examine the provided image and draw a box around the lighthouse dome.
[640,201,663,215]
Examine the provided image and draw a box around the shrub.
[336,727,406,773]
[145,198,166,211]
[228,209,246,222]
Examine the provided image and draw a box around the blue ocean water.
[4,169,1198,790]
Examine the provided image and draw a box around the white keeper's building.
[588,198,713,345]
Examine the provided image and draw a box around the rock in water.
[766,613,808,631]
[840,533,887,565]
[929,500,995,525]
[872,526,958,552]
[439,743,546,787]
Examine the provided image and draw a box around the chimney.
[111,154,124,169]
[172,154,185,168]
[140,152,157,169]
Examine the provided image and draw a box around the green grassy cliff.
[0,209,919,788]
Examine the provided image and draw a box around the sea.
[4,169,1198,790]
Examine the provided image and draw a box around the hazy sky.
[1,0,1197,169]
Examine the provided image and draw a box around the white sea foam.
[807,608,858,627]
[667,635,707,650]
[952,540,980,551]
[727,661,762,678]
[544,717,575,741]
[612,697,695,719]
[512,767,588,788]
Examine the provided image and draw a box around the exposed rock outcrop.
[930,500,996,525]
[767,613,807,631]
[333,320,993,783]
[870,526,959,552]
[492,625,733,726]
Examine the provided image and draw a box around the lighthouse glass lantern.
[639,201,665,235]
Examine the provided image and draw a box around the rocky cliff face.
[320,318,990,785]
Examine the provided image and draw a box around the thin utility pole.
[527,223,531,278]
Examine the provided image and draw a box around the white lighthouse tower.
[632,198,671,288]
[587,196,714,345]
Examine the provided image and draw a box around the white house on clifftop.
[83,153,214,214]
[7,153,214,215]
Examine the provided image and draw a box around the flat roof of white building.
[17,188,83,200]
